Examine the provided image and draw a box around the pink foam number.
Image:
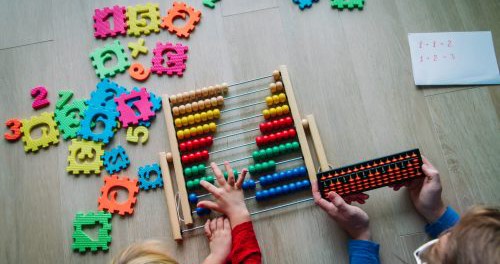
[93,6,127,39]
[31,86,50,110]
[151,42,188,77]
[114,88,155,128]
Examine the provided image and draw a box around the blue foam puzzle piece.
[138,163,163,190]
[87,79,127,110]
[102,146,130,174]
[292,0,319,9]
[78,106,118,144]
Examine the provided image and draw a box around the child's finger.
[211,162,226,186]
[200,180,220,197]
[223,218,230,230]
[216,217,224,230]
[197,200,222,213]
[312,182,335,211]
[235,169,247,189]
[224,161,235,186]
[210,217,217,231]
[204,220,212,238]
[329,192,348,212]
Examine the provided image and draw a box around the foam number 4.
[31,86,50,110]
[4,118,22,141]
[126,126,148,144]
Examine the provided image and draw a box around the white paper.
[408,31,500,85]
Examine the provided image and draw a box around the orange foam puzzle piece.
[161,2,201,38]
[98,175,139,216]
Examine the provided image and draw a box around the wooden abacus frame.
[159,65,329,241]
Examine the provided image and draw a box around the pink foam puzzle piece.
[93,6,127,39]
[151,42,188,77]
[114,88,154,128]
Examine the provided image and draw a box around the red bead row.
[181,150,209,165]
[179,136,214,152]
[256,128,297,147]
[259,116,294,134]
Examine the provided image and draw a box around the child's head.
[111,240,178,264]
[421,206,500,264]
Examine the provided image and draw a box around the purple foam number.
[93,6,127,39]
[151,42,189,77]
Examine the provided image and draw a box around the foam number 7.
[126,126,149,144]
[4,118,22,141]
[31,86,50,110]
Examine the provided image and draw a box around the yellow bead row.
[172,96,224,117]
[174,109,221,128]
[265,93,287,107]
[262,105,290,120]
[176,122,217,140]
[170,84,228,106]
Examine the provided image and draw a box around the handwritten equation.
[417,39,456,63]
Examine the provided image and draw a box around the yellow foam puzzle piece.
[20,112,60,152]
[67,139,104,174]
[126,3,161,37]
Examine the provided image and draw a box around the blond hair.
[111,240,178,264]
[422,206,500,264]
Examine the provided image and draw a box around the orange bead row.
[172,96,224,117]
[169,84,229,106]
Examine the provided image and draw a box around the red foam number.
[31,86,50,110]
[4,118,22,141]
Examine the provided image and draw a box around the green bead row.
[248,160,276,175]
[223,169,239,180]
[186,175,215,190]
[184,164,206,178]
[252,141,300,162]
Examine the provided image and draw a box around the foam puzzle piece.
[67,139,104,174]
[331,0,365,10]
[161,2,202,39]
[138,163,163,190]
[31,86,50,110]
[126,126,149,143]
[129,62,151,82]
[102,146,130,174]
[115,88,154,128]
[126,3,161,37]
[90,40,131,80]
[128,87,161,127]
[292,0,319,9]
[203,0,220,8]
[93,5,127,39]
[78,106,118,144]
[98,175,139,215]
[20,112,59,152]
[4,118,22,141]
[54,91,88,140]
[87,79,128,110]
[71,211,112,252]
[128,38,148,58]
[151,42,188,76]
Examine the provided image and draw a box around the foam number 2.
[4,118,22,141]
[126,126,148,144]
[31,86,50,110]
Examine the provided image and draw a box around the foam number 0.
[31,86,50,110]
[4,118,22,141]
[127,126,149,144]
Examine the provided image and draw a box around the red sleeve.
[228,221,262,264]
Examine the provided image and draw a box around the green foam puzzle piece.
[90,40,130,79]
[203,0,220,8]
[71,211,112,252]
[54,90,88,140]
[331,0,364,9]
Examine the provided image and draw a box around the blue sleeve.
[348,240,380,264]
[425,206,460,238]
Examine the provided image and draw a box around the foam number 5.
[4,118,22,141]
[126,126,148,144]
[31,86,50,110]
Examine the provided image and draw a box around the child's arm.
[199,162,262,264]
[407,156,459,238]
[312,183,380,264]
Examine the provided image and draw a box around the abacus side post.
[159,152,183,242]
[279,65,318,187]
[305,115,331,171]
[162,95,194,226]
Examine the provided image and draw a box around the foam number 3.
[4,118,22,141]
[126,126,148,144]
[31,86,50,110]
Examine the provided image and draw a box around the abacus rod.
[276,157,303,165]
[224,87,269,100]
[227,74,273,88]
[217,114,262,127]
[209,142,255,155]
[206,156,304,171]
[182,197,314,233]
[213,128,259,140]
[220,101,265,113]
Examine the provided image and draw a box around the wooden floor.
[0,0,499,263]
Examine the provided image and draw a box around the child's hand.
[198,162,251,228]
[407,156,446,223]
[312,181,371,240]
[202,217,232,264]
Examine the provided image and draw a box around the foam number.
[203,0,220,8]
[55,90,88,140]
[161,2,201,38]
[151,42,188,76]
[4,118,22,141]
[20,112,59,152]
[115,88,155,128]
[89,40,130,80]
[98,175,139,215]
[93,6,127,39]
[67,139,104,174]
[102,146,130,174]
[128,63,151,82]
[126,3,161,37]
[56,90,73,110]
[127,38,148,58]
[126,126,149,144]
[31,86,50,110]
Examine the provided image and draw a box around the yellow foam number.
[126,126,148,144]
[126,3,161,37]
[67,139,104,174]
[20,112,59,152]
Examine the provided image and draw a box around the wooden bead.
[204,99,211,109]
[214,85,221,95]
[217,96,224,105]
[192,101,199,112]
[195,89,203,98]
[185,103,192,113]
[188,90,196,101]
[166,152,173,163]
[182,92,190,103]
[276,81,284,92]
[210,97,218,107]
[302,119,309,129]
[198,100,205,110]
[170,95,178,104]
[179,105,186,115]
[221,83,229,94]
[273,70,281,81]
[269,83,277,93]
[207,86,214,96]
[201,87,208,97]
[172,106,180,116]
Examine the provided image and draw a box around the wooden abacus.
[158,65,329,241]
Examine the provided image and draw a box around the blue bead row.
[259,166,307,187]
[195,207,211,216]
[242,179,257,190]
[255,180,310,201]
